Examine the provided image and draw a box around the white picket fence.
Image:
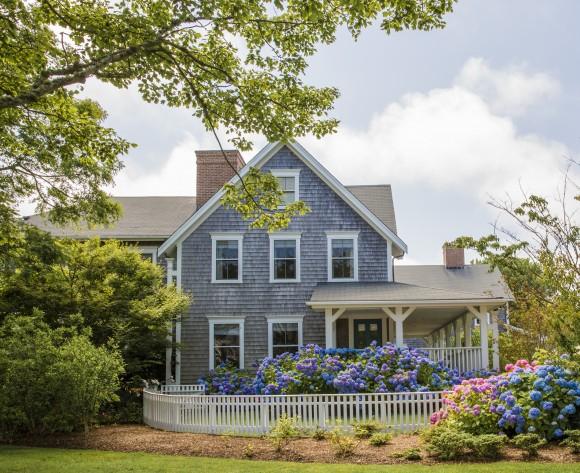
[424,347,482,373]
[143,389,446,435]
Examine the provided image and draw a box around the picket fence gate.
[143,388,446,435]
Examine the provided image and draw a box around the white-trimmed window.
[208,317,245,369]
[267,315,303,357]
[211,233,243,283]
[271,169,300,206]
[139,246,158,264]
[326,231,359,282]
[269,232,301,282]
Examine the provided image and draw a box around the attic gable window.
[326,231,359,282]
[271,169,300,206]
[211,233,243,283]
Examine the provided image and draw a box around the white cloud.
[303,58,572,202]
[107,133,199,196]
[455,57,560,116]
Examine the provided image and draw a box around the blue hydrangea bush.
[431,354,580,440]
[200,343,493,395]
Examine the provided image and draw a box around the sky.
[76,0,579,264]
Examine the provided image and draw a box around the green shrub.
[512,433,547,458]
[329,428,357,457]
[469,434,505,459]
[242,443,255,458]
[421,427,473,460]
[369,432,393,446]
[391,447,422,461]
[268,414,300,452]
[312,427,327,441]
[0,315,124,437]
[562,430,580,454]
[352,420,382,438]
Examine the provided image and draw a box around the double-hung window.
[267,315,303,357]
[208,317,245,369]
[269,233,301,282]
[211,233,243,283]
[271,169,300,207]
[326,231,359,281]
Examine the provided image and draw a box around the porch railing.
[423,347,483,373]
[143,389,446,434]
[159,384,206,395]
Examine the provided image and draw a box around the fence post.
[261,397,270,434]
[209,397,217,434]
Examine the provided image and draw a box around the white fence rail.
[424,347,482,373]
[159,384,206,394]
[143,390,446,435]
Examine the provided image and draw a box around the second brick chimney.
[443,245,465,269]
[196,150,245,207]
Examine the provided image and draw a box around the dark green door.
[354,319,382,348]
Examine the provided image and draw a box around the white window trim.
[269,232,301,283]
[139,245,158,264]
[266,314,304,358]
[271,168,300,206]
[211,232,244,283]
[207,316,245,369]
[326,231,359,282]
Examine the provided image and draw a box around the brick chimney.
[196,150,245,207]
[443,245,465,269]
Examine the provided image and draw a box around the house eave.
[307,298,510,310]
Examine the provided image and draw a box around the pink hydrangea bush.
[431,355,580,439]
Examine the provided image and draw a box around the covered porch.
[308,281,512,373]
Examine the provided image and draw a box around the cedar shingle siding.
[180,146,391,382]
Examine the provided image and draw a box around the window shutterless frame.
[326,231,359,282]
[270,169,300,207]
[211,232,244,283]
[207,316,245,369]
[269,232,301,283]
[266,315,304,358]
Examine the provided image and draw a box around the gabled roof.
[347,185,397,235]
[24,196,196,241]
[158,141,408,256]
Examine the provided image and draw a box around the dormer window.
[271,169,300,206]
[326,231,359,282]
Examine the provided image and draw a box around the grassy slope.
[1,447,579,473]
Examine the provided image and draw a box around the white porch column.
[464,312,473,347]
[469,305,489,370]
[454,318,463,347]
[383,307,415,347]
[439,327,446,347]
[325,308,334,349]
[491,310,500,371]
[445,324,452,347]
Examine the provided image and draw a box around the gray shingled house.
[27,140,513,384]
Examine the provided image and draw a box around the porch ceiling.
[403,307,466,337]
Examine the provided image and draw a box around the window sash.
[273,239,297,280]
[331,238,355,279]
[215,240,239,280]
[213,323,241,368]
[271,322,299,355]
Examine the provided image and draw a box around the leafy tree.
[0,225,190,379]
[452,173,579,357]
[1,0,457,231]
[0,314,124,436]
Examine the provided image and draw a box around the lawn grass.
[1,446,579,473]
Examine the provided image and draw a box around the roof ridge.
[346,184,391,188]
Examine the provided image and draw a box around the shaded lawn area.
[1,447,580,473]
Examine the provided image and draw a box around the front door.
[354,319,382,348]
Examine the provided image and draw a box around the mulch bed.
[7,424,579,464]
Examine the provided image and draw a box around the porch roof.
[308,265,513,308]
